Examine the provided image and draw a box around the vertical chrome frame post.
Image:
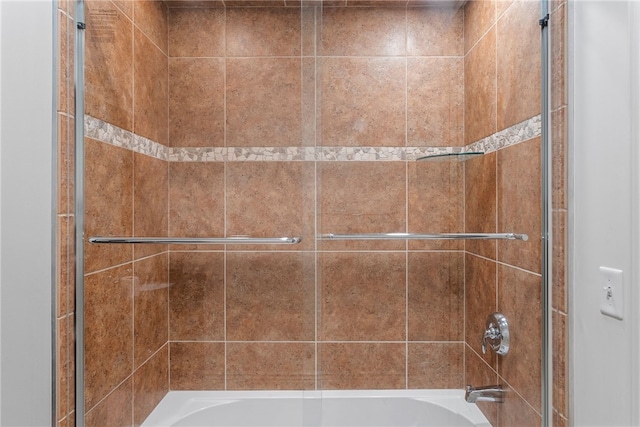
[540,0,553,425]
[74,0,86,425]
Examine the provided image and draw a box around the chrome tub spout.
[465,385,505,403]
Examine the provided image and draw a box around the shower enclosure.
[53,0,569,424]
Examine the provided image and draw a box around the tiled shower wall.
[53,0,569,426]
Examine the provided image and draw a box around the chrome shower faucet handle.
[481,313,510,356]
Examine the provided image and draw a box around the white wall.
[571,1,640,425]
[0,1,54,426]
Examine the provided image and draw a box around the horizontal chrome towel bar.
[89,236,303,245]
[320,233,528,241]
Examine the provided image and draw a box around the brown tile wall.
[165,4,467,394]
[551,0,569,425]
[60,0,570,426]
[462,1,569,426]
[56,0,76,425]
[81,1,170,426]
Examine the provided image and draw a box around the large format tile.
[318,162,406,251]
[169,252,224,340]
[84,265,134,410]
[319,57,405,147]
[84,138,133,274]
[85,378,133,427]
[133,254,169,368]
[407,343,464,389]
[407,58,464,147]
[170,342,225,390]
[225,162,314,251]
[320,7,405,56]
[497,138,541,274]
[319,252,406,341]
[226,58,302,146]
[168,162,225,242]
[169,8,224,58]
[465,152,497,259]
[133,0,168,55]
[464,0,496,54]
[169,58,225,147]
[134,28,168,147]
[226,252,315,341]
[464,27,497,145]
[464,254,497,369]
[319,343,405,389]
[408,161,464,250]
[496,0,541,130]
[226,8,301,57]
[227,343,315,390]
[498,264,542,411]
[133,152,168,259]
[408,252,463,341]
[85,0,133,131]
[407,7,463,56]
[133,345,169,426]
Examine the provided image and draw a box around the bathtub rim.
[141,389,492,427]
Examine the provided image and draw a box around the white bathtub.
[141,390,492,427]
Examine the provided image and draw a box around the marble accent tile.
[497,138,541,274]
[408,252,463,341]
[497,0,542,130]
[170,342,225,390]
[169,58,225,147]
[408,58,464,147]
[226,252,315,341]
[84,137,133,274]
[407,6,463,56]
[320,7,406,56]
[498,264,542,411]
[465,26,497,145]
[319,252,406,341]
[85,0,133,131]
[318,162,406,251]
[464,253,497,369]
[408,161,464,250]
[85,116,168,160]
[226,8,301,57]
[464,0,496,54]
[168,162,225,242]
[226,58,302,147]
[133,254,169,368]
[465,115,542,155]
[84,265,134,410]
[133,0,168,55]
[165,0,225,7]
[227,343,315,390]
[133,152,168,259]
[319,343,405,389]
[407,343,464,389]
[169,252,224,340]
[133,345,169,426]
[168,8,224,57]
[465,152,497,259]
[85,378,133,427]
[134,27,168,147]
[319,57,405,147]
[225,162,315,251]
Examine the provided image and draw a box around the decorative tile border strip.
[84,115,168,161]
[85,114,541,162]
[464,115,542,155]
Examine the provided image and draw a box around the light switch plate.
[599,266,624,320]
